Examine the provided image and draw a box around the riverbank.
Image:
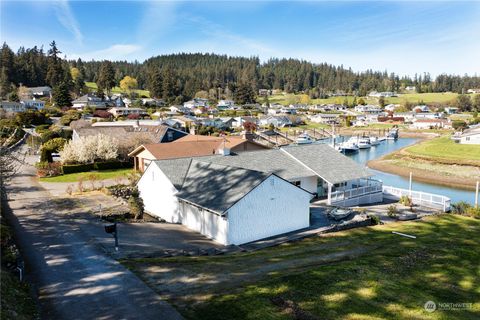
[368,136,480,191]
[337,127,442,139]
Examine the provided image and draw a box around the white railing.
[382,185,451,212]
[331,183,383,202]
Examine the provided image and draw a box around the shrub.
[399,195,413,207]
[36,162,62,177]
[77,178,84,193]
[466,206,480,218]
[35,124,51,134]
[370,215,381,225]
[387,205,398,217]
[94,161,125,170]
[87,173,99,190]
[62,163,94,174]
[128,196,144,220]
[451,201,472,215]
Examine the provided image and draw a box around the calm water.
[335,136,476,205]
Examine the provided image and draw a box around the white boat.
[369,136,380,146]
[296,133,314,144]
[386,128,399,140]
[357,138,371,149]
[339,141,359,153]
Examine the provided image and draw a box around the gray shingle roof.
[152,158,193,190]
[175,160,270,213]
[197,149,313,180]
[281,144,372,184]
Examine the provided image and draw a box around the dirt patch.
[270,296,320,320]
[126,245,375,307]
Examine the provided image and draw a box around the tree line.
[1,41,480,105]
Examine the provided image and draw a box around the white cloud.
[67,44,142,61]
[52,0,83,44]
[136,1,178,44]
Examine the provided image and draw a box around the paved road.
[5,148,183,320]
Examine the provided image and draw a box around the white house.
[413,105,430,113]
[137,144,381,245]
[411,119,451,129]
[184,98,209,109]
[259,115,292,127]
[405,86,416,92]
[138,159,312,245]
[452,127,480,145]
[354,105,383,114]
[72,94,107,110]
[467,89,480,94]
[107,107,148,117]
[309,113,340,124]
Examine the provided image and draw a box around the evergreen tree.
[96,61,116,95]
[46,41,64,87]
[234,82,256,105]
[162,67,177,103]
[0,67,11,98]
[53,82,72,107]
[146,68,163,98]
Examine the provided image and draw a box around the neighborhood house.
[137,144,381,245]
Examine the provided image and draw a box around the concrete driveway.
[5,146,183,320]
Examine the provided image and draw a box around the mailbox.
[104,223,116,234]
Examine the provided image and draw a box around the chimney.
[218,147,230,156]
[241,130,254,141]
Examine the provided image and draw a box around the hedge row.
[62,161,132,174]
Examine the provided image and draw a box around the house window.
[466,137,470,141]
[167,131,174,141]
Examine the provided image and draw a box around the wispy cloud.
[52,0,83,44]
[136,1,178,45]
[68,44,142,61]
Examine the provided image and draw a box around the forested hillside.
[1,41,480,104]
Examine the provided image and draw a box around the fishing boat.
[339,141,359,153]
[369,136,380,146]
[386,128,399,140]
[296,133,314,144]
[357,137,372,149]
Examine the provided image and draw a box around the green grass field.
[123,215,480,320]
[85,82,150,98]
[264,92,464,106]
[404,136,480,166]
[40,168,134,183]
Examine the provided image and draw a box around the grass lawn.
[264,92,464,106]
[85,81,150,98]
[122,215,480,320]
[404,136,480,166]
[40,168,134,183]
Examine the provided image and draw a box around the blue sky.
[1,1,479,76]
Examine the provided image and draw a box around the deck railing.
[382,185,451,212]
[330,181,383,202]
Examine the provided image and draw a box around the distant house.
[129,134,268,172]
[384,104,399,112]
[231,116,258,128]
[108,107,148,118]
[259,115,292,127]
[354,105,383,114]
[467,89,480,94]
[309,113,340,124]
[21,99,44,110]
[444,107,459,114]
[73,124,188,144]
[142,98,165,107]
[0,101,25,113]
[137,144,379,245]
[411,119,451,130]
[217,100,235,110]
[405,86,416,92]
[169,105,190,114]
[28,86,52,98]
[414,112,441,120]
[184,98,209,109]
[413,105,430,113]
[452,127,480,144]
[368,91,397,98]
[72,94,107,110]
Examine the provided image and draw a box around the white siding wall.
[180,202,228,245]
[460,134,480,145]
[137,164,181,223]
[227,175,311,245]
[298,176,317,193]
